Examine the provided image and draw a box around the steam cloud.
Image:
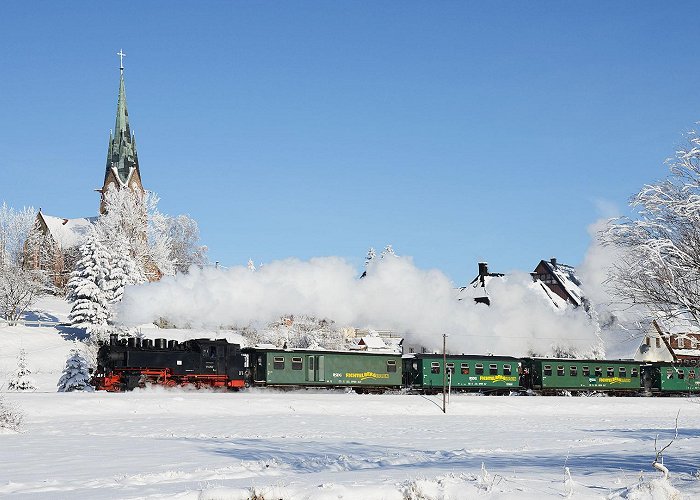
[118,254,604,356]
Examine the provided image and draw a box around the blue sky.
[1,2,699,285]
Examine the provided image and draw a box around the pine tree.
[365,247,376,267]
[57,348,94,392]
[104,234,143,304]
[7,348,36,392]
[66,232,112,333]
[380,244,396,258]
[360,247,376,279]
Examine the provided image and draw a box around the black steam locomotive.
[93,334,246,391]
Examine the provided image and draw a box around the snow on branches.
[0,203,46,322]
[603,130,700,324]
[57,347,94,392]
[7,349,36,392]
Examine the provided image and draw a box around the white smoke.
[577,215,649,357]
[118,255,601,357]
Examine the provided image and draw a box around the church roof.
[105,56,140,188]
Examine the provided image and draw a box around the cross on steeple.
[117,49,126,72]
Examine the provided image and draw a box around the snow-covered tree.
[66,232,112,333]
[247,259,256,272]
[168,214,208,273]
[97,186,205,279]
[0,203,46,322]
[365,247,376,267]
[380,244,396,258]
[7,349,36,392]
[57,348,94,392]
[0,264,45,323]
[603,130,700,324]
[0,202,36,268]
[104,234,142,304]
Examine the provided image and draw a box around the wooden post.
[442,333,447,414]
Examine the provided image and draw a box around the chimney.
[550,257,557,267]
[478,262,488,286]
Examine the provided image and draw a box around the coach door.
[306,355,325,382]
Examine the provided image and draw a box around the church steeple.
[101,49,143,212]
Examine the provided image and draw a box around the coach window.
[489,364,498,375]
[557,366,564,376]
[446,362,455,375]
[594,367,602,377]
[631,368,639,377]
[619,367,627,377]
[387,360,397,373]
[273,356,285,370]
[607,367,614,377]
[678,369,685,380]
[666,368,674,379]
[475,363,484,375]
[431,362,440,374]
[689,369,696,379]
[544,365,552,376]
[582,366,590,377]
[570,366,577,377]
[461,363,469,375]
[291,357,303,370]
[503,364,512,376]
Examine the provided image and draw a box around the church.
[27,51,146,287]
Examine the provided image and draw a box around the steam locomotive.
[93,334,700,395]
[93,334,246,391]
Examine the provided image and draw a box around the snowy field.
[2,297,699,499]
[1,390,700,499]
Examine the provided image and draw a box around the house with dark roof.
[531,258,585,308]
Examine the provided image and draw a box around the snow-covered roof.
[530,281,568,310]
[39,213,96,249]
[541,260,584,307]
[456,275,505,302]
[653,316,700,335]
[357,336,387,349]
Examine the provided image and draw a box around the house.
[531,258,585,308]
[636,318,700,365]
[25,213,98,287]
[456,262,504,305]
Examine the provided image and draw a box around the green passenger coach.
[244,348,403,389]
[645,362,700,394]
[524,358,643,393]
[404,354,523,393]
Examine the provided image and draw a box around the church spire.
[101,50,143,211]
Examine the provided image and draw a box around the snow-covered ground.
[1,391,699,499]
[2,296,699,499]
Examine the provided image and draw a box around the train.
[92,334,700,395]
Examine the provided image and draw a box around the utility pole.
[442,333,447,414]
